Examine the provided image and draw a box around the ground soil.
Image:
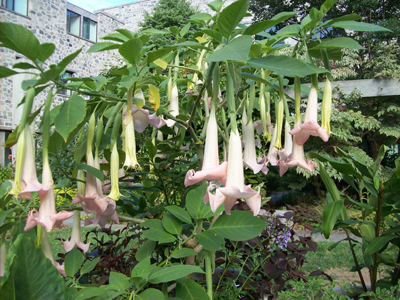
[325,268,384,287]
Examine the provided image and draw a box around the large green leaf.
[80,257,100,275]
[318,161,341,201]
[310,37,364,50]
[195,230,225,251]
[148,265,204,284]
[185,184,217,220]
[147,47,174,64]
[322,200,344,239]
[0,66,19,79]
[136,240,156,261]
[209,210,266,241]
[307,40,343,61]
[325,14,362,25]
[247,56,328,77]
[218,0,249,38]
[176,279,210,300]
[171,248,197,259]
[64,248,84,278]
[131,257,150,279]
[308,152,362,179]
[0,22,40,61]
[58,48,82,70]
[136,288,165,300]
[9,235,66,300]
[207,35,252,63]
[165,206,192,224]
[243,11,299,35]
[76,163,105,182]
[87,42,120,53]
[37,43,56,62]
[109,272,131,291]
[364,236,397,257]
[141,219,176,243]
[162,212,182,235]
[54,94,86,142]
[330,21,392,32]
[73,287,104,300]
[119,39,143,65]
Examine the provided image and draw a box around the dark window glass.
[67,10,81,36]
[59,71,74,96]
[83,17,97,42]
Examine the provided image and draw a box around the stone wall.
[0,0,121,129]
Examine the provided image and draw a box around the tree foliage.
[139,0,199,48]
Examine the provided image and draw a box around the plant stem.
[205,250,213,300]
[346,230,368,292]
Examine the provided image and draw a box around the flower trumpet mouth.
[63,210,90,253]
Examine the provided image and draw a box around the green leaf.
[364,236,397,257]
[58,48,82,69]
[176,279,210,300]
[310,37,364,50]
[136,288,165,300]
[37,43,55,62]
[180,23,191,37]
[0,256,16,300]
[189,13,212,21]
[208,0,224,12]
[147,47,174,64]
[325,14,362,25]
[141,219,176,243]
[12,62,37,70]
[243,11,298,35]
[109,272,131,291]
[307,40,343,61]
[318,161,341,201]
[208,35,252,63]
[131,257,150,279]
[64,248,84,277]
[343,195,374,210]
[195,230,225,251]
[371,145,387,175]
[171,248,197,259]
[166,206,192,224]
[76,163,105,182]
[330,21,392,32]
[116,29,135,39]
[209,210,266,241]
[201,29,222,43]
[308,152,362,179]
[218,0,249,38]
[119,39,143,65]
[54,94,86,142]
[101,33,130,43]
[322,200,345,239]
[0,66,18,79]
[136,240,156,261]
[148,265,204,284]
[87,42,120,53]
[185,184,216,220]
[0,22,40,61]
[247,56,328,77]
[320,0,337,15]
[9,235,66,300]
[360,223,375,242]
[74,287,104,300]
[162,212,182,235]
[80,257,100,275]
[141,28,168,35]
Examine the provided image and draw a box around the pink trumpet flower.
[205,130,261,216]
[84,199,119,228]
[278,121,293,162]
[63,211,90,253]
[10,124,50,199]
[185,106,228,187]
[266,126,279,166]
[243,112,268,175]
[290,86,329,145]
[41,229,66,277]
[131,105,175,133]
[24,158,73,232]
[279,123,318,177]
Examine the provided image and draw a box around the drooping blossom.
[41,229,66,277]
[266,126,279,166]
[321,78,332,136]
[169,81,179,117]
[242,110,268,175]
[130,105,176,133]
[290,86,329,145]
[62,211,90,253]
[278,121,293,162]
[205,130,261,216]
[10,124,50,199]
[24,155,73,232]
[279,121,318,176]
[185,105,228,187]
[84,199,120,228]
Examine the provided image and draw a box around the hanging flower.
[266,126,279,166]
[169,83,179,117]
[108,143,122,201]
[321,78,332,136]
[279,124,318,177]
[63,211,90,253]
[84,200,119,228]
[290,86,329,145]
[243,111,268,175]
[185,105,228,187]
[24,155,73,232]
[41,229,66,277]
[278,121,293,162]
[10,124,50,199]
[205,130,261,216]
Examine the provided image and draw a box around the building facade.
[0,0,243,165]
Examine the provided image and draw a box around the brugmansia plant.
[0,0,393,298]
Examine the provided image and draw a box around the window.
[67,10,81,36]
[2,0,28,15]
[59,71,74,96]
[66,9,97,42]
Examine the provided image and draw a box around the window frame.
[66,8,98,43]
[1,0,28,16]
